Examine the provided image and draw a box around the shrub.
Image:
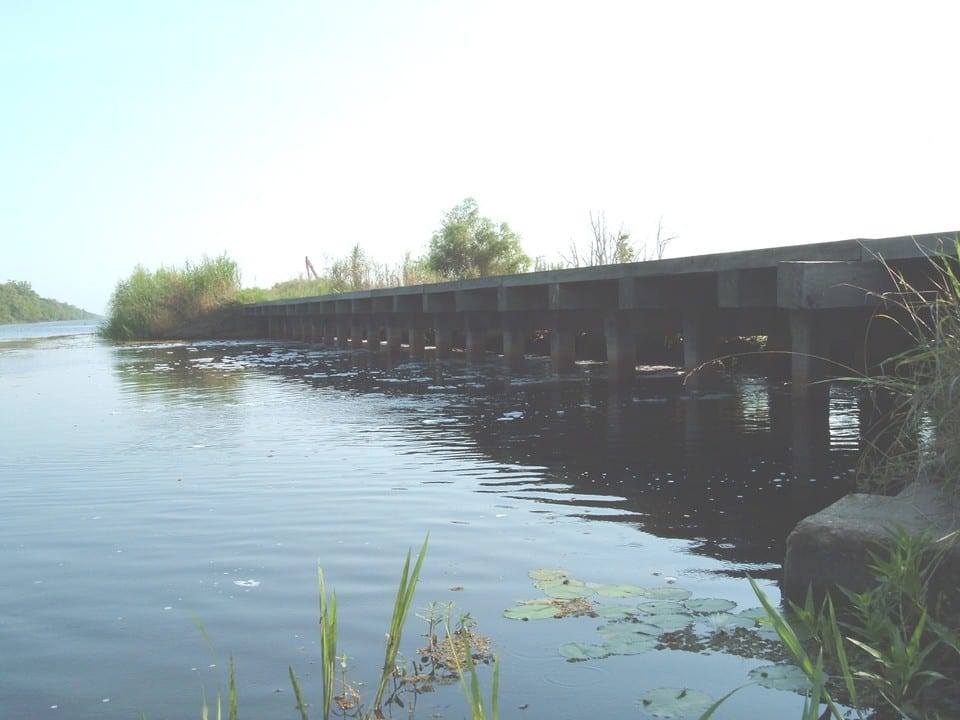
[100,254,240,340]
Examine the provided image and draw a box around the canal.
[0,320,861,719]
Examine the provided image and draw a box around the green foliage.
[372,535,429,711]
[426,198,530,280]
[101,254,240,340]
[0,280,95,324]
[839,528,952,715]
[288,536,451,720]
[858,236,960,493]
[703,529,960,720]
[445,622,500,720]
[317,568,338,720]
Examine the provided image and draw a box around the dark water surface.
[0,320,861,719]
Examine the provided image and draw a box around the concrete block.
[783,482,960,612]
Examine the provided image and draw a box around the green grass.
[286,536,472,720]
[857,236,960,494]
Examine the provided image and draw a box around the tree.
[562,212,676,268]
[426,198,530,280]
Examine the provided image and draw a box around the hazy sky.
[3,1,959,314]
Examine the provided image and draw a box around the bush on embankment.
[100,255,241,341]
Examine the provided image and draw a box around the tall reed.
[372,536,429,713]
[858,236,960,493]
[101,254,240,340]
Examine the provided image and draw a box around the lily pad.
[529,568,572,583]
[540,581,595,600]
[601,633,658,655]
[593,604,637,619]
[644,587,693,601]
[636,600,685,615]
[503,600,562,620]
[644,613,694,631]
[683,598,737,614]
[748,664,814,692]
[597,622,661,640]
[593,583,648,598]
[558,641,609,661]
[737,606,768,621]
[637,688,714,718]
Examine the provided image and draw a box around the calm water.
[0,320,861,719]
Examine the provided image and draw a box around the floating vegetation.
[748,663,814,692]
[637,687,714,718]
[502,597,594,621]
[503,569,791,668]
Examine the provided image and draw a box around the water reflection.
[112,341,248,401]
[138,341,863,574]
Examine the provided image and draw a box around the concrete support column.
[336,318,350,348]
[550,312,577,374]
[386,317,404,355]
[501,314,527,370]
[604,311,636,382]
[681,308,717,374]
[365,319,380,352]
[464,313,488,364]
[789,310,830,389]
[321,318,335,347]
[434,314,455,359]
[407,317,426,359]
[350,320,364,349]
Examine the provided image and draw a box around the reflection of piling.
[790,384,832,479]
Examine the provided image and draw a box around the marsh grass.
[236,277,338,303]
[101,254,240,340]
[444,621,500,720]
[288,536,483,720]
[856,236,960,494]
[192,614,239,720]
[372,536,429,714]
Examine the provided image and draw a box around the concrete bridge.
[235,231,956,389]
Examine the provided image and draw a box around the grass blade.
[289,666,310,720]
[373,535,429,712]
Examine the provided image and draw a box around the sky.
[3,1,959,315]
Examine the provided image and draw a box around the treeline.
[0,280,96,325]
[102,198,675,340]
[242,199,674,300]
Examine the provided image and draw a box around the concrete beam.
[718,268,778,308]
[549,280,618,310]
[778,261,894,309]
[499,285,549,312]
[424,292,456,313]
[456,288,498,313]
